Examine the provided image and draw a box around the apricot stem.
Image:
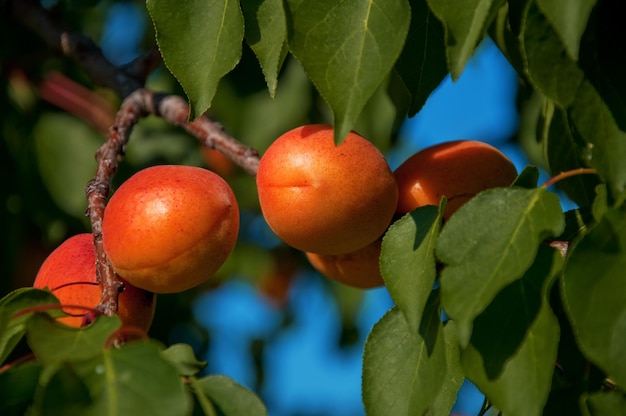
[542,168,597,189]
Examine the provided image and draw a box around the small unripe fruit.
[256,124,398,255]
[33,233,156,329]
[394,140,518,219]
[306,237,384,289]
[102,165,239,293]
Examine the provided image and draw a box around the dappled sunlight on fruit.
[33,233,156,330]
[256,124,398,255]
[102,165,239,293]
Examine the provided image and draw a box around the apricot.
[102,165,239,293]
[33,233,156,329]
[306,237,384,289]
[394,140,518,219]
[256,124,398,255]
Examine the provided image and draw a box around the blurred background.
[1,1,573,415]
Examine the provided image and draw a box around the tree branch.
[11,0,261,317]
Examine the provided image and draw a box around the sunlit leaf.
[193,375,268,416]
[394,0,447,116]
[461,245,562,415]
[147,0,244,118]
[161,343,207,377]
[380,205,442,331]
[286,0,410,143]
[73,340,191,416]
[362,306,447,416]
[535,0,597,60]
[437,187,564,344]
[430,321,464,416]
[562,207,626,387]
[426,0,505,79]
[241,0,288,97]
[26,313,121,365]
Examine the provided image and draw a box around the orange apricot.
[394,140,518,219]
[33,233,156,330]
[102,165,239,293]
[256,124,398,255]
[305,237,384,289]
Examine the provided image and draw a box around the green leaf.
[33,363,94,416]
[33,113,101,219]
[562,207,626,386]
[147,0,244,119]
[26,313,121,365]
[0,361,41,416]
[0,288,61,365]
[522,3,626,199]
[535,0,597,60]
[286,0,411,142]
[437,187,564,344]
[192,375,268,416]
[461,245,563,416]
[72,340,192,416]
[582,390,626,416]
[545,107,601,207]
[430,321,464,416]
[161,343,207,377]
[362,306,447,416]
[513,165,540,189]
[241,0,288,97]
[380,205,442,331]
[394,0,447,116]
[426,0,505,79]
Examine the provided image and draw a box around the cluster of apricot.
[256,125,518,289]
[32,123,517,329]
[34,165,240,329]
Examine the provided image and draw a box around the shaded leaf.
[394,0,447,116]
[0,288,61,365]
[535,0,597,60]
[0,361,41,416]
[522,3,626,200]
[426,0,505,79]
[26,313,121,365]
[34,363,93,416]
[380,205,442,331]
[581,390,626,416]
[161,343,207,377]
[147,0,244,118]
[461,245,562,416]
[513,165,540,189]
[193,375,268,416]
[33,113,102,219]
[362,306,447,416]
[545,107,601,207]
[241,0,288,97]
[286,0,411,142]
[562,207,626,387]
[437,187,564,344]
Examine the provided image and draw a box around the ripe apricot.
[394,140,518,219]
[306,237,384,289]
[102,165,239,293]
[256,125,398,255]
[33,233,156,329]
